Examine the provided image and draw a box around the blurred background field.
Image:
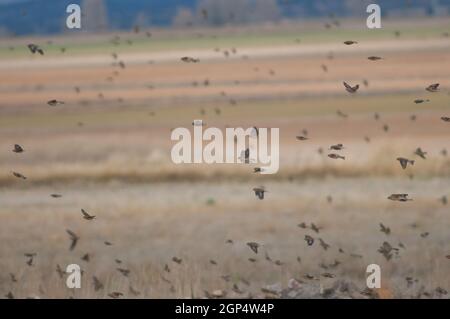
[0,0,450,299]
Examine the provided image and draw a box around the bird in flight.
[108,292,123,299]
[329,144,344,151]
[414,99,430,104]
[328,153,345,160]
[93,276,104,291]
[247,242,259,254]
[253,187,267,199]
[12,172,27,180]
[336,110,348,118]
[12,144,24,153]
[27,43,44,55]
[426,83,440,93]
[81,209,95,220]
[388,194,412,202]
[66,229,79,251]
[181,56,200,63]
[396,157,414,169]
[47,100,65,106]
[117,268,130,277]
[379,223,391,235]
[414,148,427,159]
[343,81,359,93]
[304,235,314,246]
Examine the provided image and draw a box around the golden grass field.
[1,19,450,299]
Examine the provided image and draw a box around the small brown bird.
[297,222,307,229]
[414,148,427,159]
[368,56,382,61]
[304,235,314,246]
[343,81,359,93]
[117,268,130,277]
[378,241,398,260]
[343,40,357,45]
[363,79,369,87]
[209,259,217,265]
[247,242,259,254]
[164,264,170,272]
[172,257,182,264]
[47,99,64,106]
[388,194,412,202]
[420,232,429,238]
[129,285,141,296]
[336,110,348,118]
[274,260,283,266]
[397,157,414,169]
[66,229,79,251]
[81,253,90,262]
[440,196,448,205]
[12,144,24,153]
[329,144,344,151]
[426,83,440,93]
[414,99,430,104]
[50,193,62,198]
[26,257,34,266]
[441,117,450,122]
[318,238,330,250]
[56,264,65,278]
[296,135,309,141]
[253,167,263,173]
[310,223,320,233]
[108,292,123,299]
[104,241,113,246]
[181,56,200,63]
[27,43,44,55]
[10,273,17,283]
[253,187,267,200]
[379,223,391,235]
[328,153,345,160]
[12,172,27,180]
[81,209,95,220]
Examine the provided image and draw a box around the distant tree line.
[0,0,448,36]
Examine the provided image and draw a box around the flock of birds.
[4,14,450,299]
